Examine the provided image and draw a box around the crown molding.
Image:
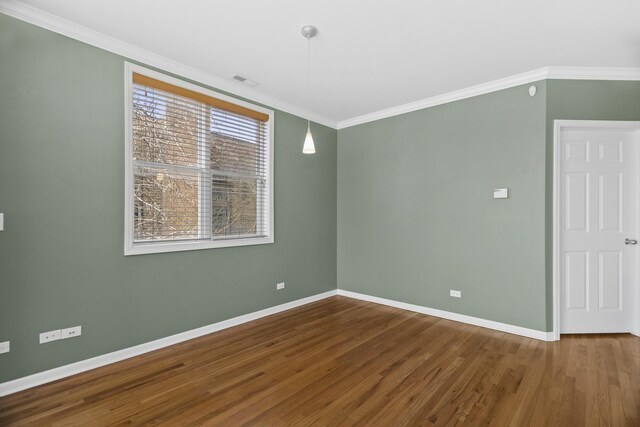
[0,0,338,129]
[337,66,640,129]
[546,66,640,80]
[2,1,640,132]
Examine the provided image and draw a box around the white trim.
[125,236,276,256]
[337,67,640,129]
[553,120,640,340]
[337,290,554,341]
[3,1,640,131]
[0,0,337,129]
[553,120,640,131]
[553,121,561,341]
[0,290,338,397]
[546,67,640,81]
[123,63,275,256]
[337,68,549,129]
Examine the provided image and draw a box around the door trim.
[553,120,640,340]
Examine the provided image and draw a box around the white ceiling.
[8,0,640,124]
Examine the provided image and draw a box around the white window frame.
[124,63,274,256]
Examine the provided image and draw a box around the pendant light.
[301,25,317,154]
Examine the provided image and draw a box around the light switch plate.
[0,341,9,354]
[493,188,508,199]
[0,213,4,231]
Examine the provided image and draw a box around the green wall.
[544,80,640,328]
[2,12,639,385]
[338,79,640,333]
[0,14,337,382]
[338,83,549,331]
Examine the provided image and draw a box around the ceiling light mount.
[301,25,318,39]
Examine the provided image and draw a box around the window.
[124,64,274,255]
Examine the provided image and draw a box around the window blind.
[131,73,271,244]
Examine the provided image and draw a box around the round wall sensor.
[529,85,537,97]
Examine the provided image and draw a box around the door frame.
[553,120,640,340]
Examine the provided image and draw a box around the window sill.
[124,236,274,256]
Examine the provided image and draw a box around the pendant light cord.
[307,35,311,132]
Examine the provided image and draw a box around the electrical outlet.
[0,341,9,354]
[450,290,462,298]
[61,326,82,339]
[39,330,61,344]
[276,282,285,290]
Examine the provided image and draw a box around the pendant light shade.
[303,127,316,154]
[301,25,317,154]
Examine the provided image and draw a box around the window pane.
[127,70,272,253]
[211,109,260,143]
[132,86,201,167]
[210,134,261,176]
[212,177,258,237]
[134,166,200,241]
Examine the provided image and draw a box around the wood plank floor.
[1,296,639,426]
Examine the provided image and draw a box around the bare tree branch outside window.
[131,85,263,242]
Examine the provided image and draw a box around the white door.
[560,126,639,334]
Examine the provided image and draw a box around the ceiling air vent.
[231,74,258,87]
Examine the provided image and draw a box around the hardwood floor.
[1,296,639,426]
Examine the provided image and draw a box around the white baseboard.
[337,289,554,341]
[0,288,555,396]
[0,290,337,397]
